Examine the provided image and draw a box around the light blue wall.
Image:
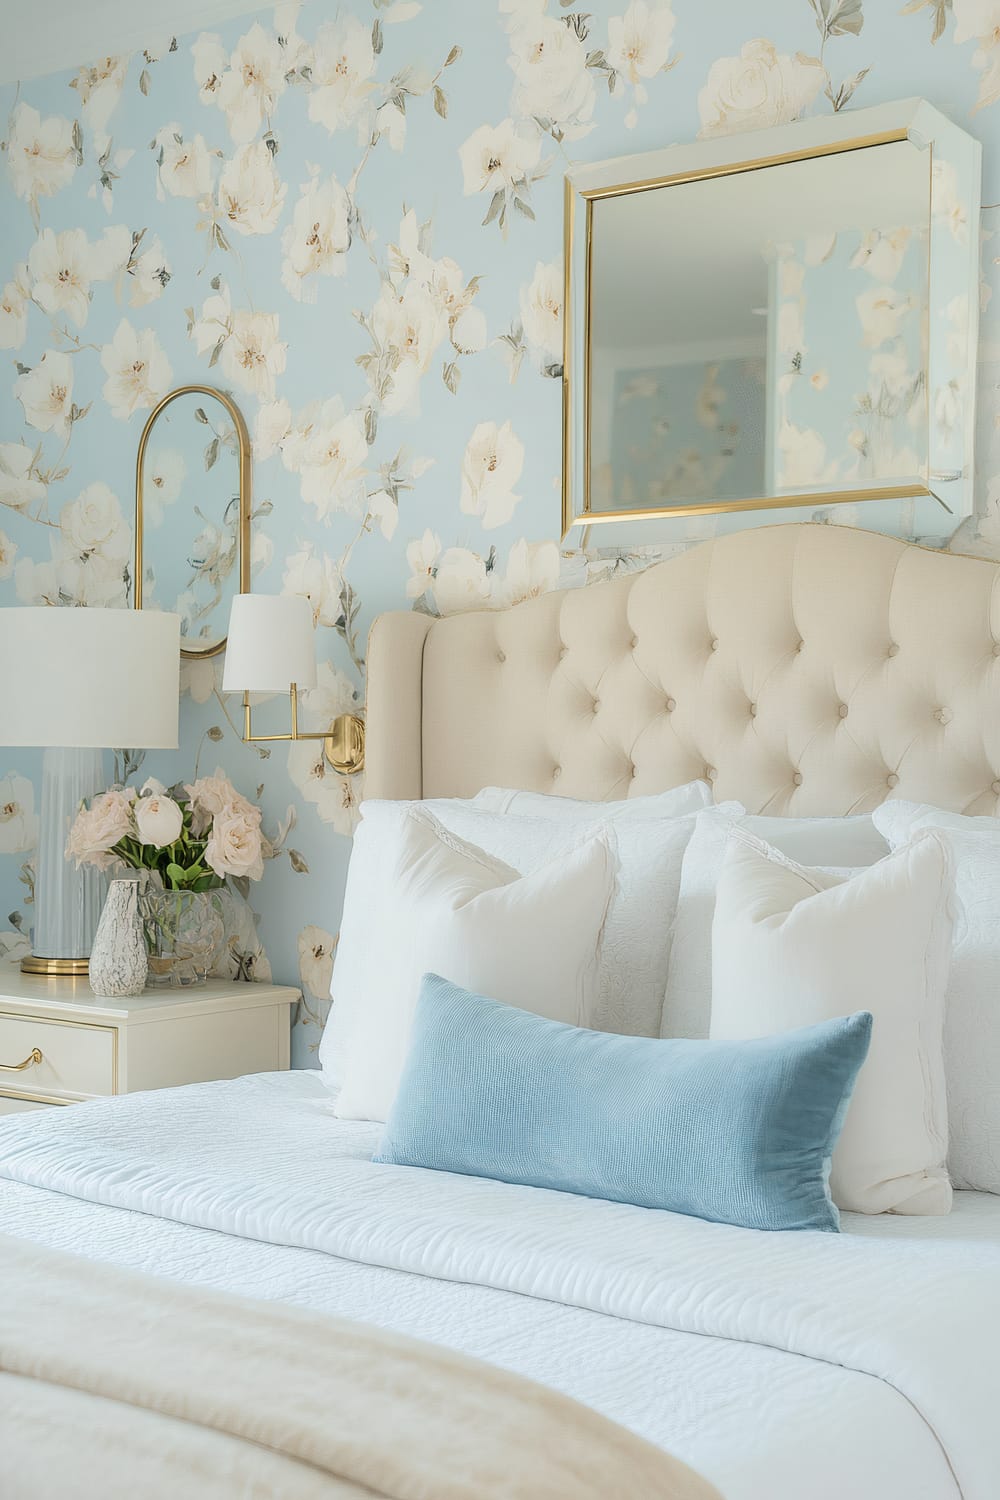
[2,0,1000,1060]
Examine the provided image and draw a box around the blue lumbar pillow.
[375,974,872,1233]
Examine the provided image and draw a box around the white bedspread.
[1,1070,995,1500]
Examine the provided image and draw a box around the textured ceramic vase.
[89,878,148,998]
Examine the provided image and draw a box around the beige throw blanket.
[0,1233,720,1499]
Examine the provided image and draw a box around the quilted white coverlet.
[1,1071,996,1500]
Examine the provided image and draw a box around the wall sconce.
[222,594,365,776]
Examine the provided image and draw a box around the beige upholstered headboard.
[364,523,1000,817]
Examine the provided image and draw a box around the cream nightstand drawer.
[0,1012,116,1100]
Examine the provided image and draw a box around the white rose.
[134,793,184,848]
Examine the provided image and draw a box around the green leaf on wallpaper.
[288,849,309,874]
[207,726,224,742]
[209,339,224,369]
[827,65,871,111]
[365,406,378,445]
[139,69,150,96]
[513,198,535,220]
[194,406,208,423]
[443,360,460,395]
[205,437,220,471]
[372,19,383,54]
[483,189,504,226]
[900,0,951,42]
[810,0,864,37]
[433,86,448,118]
[444,45,461,66]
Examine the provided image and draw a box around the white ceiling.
[3,0,269,84]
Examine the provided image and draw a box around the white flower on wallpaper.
[932,159,970,244]
[778,421,836,488]
[217,140,287,236]
[16,350,74,438]
[28,229,94,327]
[0,773,38,855]
[253,397,292,458]
[0,274,29,349]
[70,56,128,145]
[460,420,525,530]
[383,210,486,372]
[143,446,185,527]
[855,285,916,348]
[7,103,80,207]
[850,228,913,283]
[697,40,825,138]
[298,923,336,1000]
[953,0,1000,112]
[432,545,491,614]
[369,283,448,414]
[507,12,596,142]
[100,318,172,418]
[282,399,368,518]
[203,298,286,400]
[0,530,16,580]
[128,234,172,308]
[0,443,46,513]
[154,125,216,200]
[460,118,542,229]
[375,99,407,151]
[287,662,362,833]
[59,481,130,567]
[281,171,351,301]
[520,259,563,368]
[501,537,561,607]
[405,528,441,598]
[308,16,377,135]
[607,0,676,129]
[282,545,343,627]
[212,23,288,144]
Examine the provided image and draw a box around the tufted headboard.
[364,523,1000,816]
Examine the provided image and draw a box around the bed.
[4,521,1000,1499]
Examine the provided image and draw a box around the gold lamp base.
[21,955,90,977]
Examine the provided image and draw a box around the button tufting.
[630,764,637,779]
[792,771,803,787]
[749,702,757,718]
[705,766,716,782]
[993,781,1000,795]
[934,708,952,726]
[665,696,676,713]
[887,773,899,788]
[558,645,568,660]
[838,704,849,719]
[591,698,600,714]
[795,640,805,653]
[552,765,562,780]
[994,643,1000,658]
[496,649,506,664]
[630,635,639,649]
[710,638,719,652]
[887,643,899,658]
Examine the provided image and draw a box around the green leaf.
[433,85,447,118]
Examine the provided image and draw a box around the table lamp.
[0,607,180,975]
[222,594,365,775]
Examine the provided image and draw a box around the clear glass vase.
[140,886,225,988]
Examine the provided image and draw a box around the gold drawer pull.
[0,1048,43,1073]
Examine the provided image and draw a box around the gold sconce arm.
[241,688,365,776]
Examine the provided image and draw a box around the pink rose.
[185,767,260,837]
[204,801,265,881]
[66,787,136,869]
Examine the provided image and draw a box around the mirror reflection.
[136,387,249,657]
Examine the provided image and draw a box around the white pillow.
[473,780,712,821]
[661,807,888,1040]
[873,801,1000,1192]
[321,806,616,1122]
[711,830,953,1216]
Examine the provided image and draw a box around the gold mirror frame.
[134,384,251,659]
[561,99,981,538]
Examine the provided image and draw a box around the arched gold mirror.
[135,385,251,658]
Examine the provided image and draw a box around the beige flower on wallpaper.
[508,12,595,141]
[520,259,563,365]
[308,16,377,134]
[370,282,449,413]
[28,228,95,327]
[607,0,676,127]
[180,654,219,704]
[856,285,916,348]
[375,99,407,151]
[932,160,969,244]
[953,0,1000,112]
[697,40,825,139]
[282,546,343,627]
[432,546,491,615]
[281,171,351,302]
[777,421,837,489]
[298,925,336,1000]
[154,125,215,200]
[214,22,288,143]
[460,118,542,196]
[387,211,485,357]
[142,447,185,528]
[850,228,913,284]
[0,275,29,350]
[7,103,79,204]
[0,773,38,855]
[295,405,368,519]
[190,279,233,359]
[405,528,441,599]
[0,443,46,512]
[128,237,172,308]
[100,319,172,419]
[367,487,399,540]
[500,538,561,608]
[16,544,127,609]
[59,483,131,566]
[0,530,16,580]
[15,350,74,439]
[218,140,287,236]
[71,55,128,144]
[220,309,287,401]
[287,662,362,834]
[192,33,228,105]
[253,397,292,458]
[460,420,525,531]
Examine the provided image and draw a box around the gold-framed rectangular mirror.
[562,98,981,541]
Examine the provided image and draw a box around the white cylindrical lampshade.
[222,594,317,694]
[0,608,180,749]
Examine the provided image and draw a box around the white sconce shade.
[0,607,180,749]
[223,594,317,693]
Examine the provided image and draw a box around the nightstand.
[0,971,299,1115]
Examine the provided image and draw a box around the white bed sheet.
[0,1070,994,1500]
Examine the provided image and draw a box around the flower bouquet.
[68,770,267,987]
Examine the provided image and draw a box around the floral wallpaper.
[3,0,1000,1063]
